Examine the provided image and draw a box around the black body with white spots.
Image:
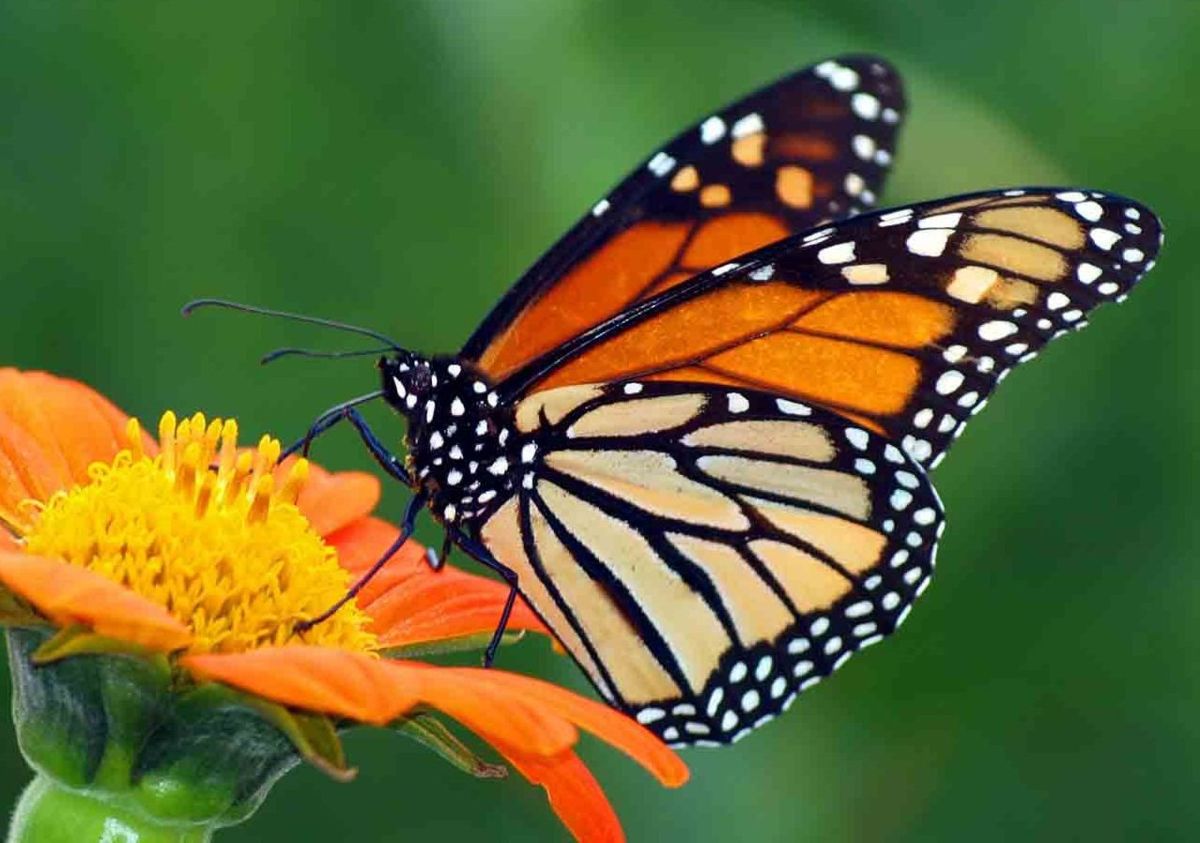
[380,354,516,527]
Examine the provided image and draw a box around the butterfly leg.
[283,404,410,485]
[448,531,519,668]
[280,391,384,455]
[295,490,428,632]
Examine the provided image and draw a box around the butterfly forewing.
[464,55,906,383]
[709,188,1163,467]
[476,381,942,746]
[500,188,1162,469]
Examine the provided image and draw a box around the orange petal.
[328,516,550,645]
[0,369,153,528]
[326,516,428,600]
[0,551,190,651]
[383,663,686,785]
[183,646,420,725]
[367,568,549,647]
[285,458,380,537]
[386,661,579,755]
[499,746,624,843]
[428,667,687,786]
[0,413,69,522]
[0,530,16,552]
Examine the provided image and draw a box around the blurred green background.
[1,0,1196,840]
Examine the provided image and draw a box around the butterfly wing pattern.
[499,189,1163,470]
[465,188,1161,746]
[478,380,943,745]
[330,55,1164,750]
[464,55,905,383]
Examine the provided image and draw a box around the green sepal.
[129,681,303,826]
[240,695,355,782]
[31,624,161,664]
[8,627,173,792]
[393,710,507,779]
[0,584,48,628]
[381,628,525,659]
[7,629,307,829]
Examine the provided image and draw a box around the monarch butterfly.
[187,54,1162,748]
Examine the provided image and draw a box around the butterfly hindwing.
[499,188,1162,470]
[464,55,906,383]
[476,380,943,746]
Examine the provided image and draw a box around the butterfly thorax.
[379,353,517,527]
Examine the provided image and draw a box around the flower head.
[0,368,687,842]
[20,411,375,654]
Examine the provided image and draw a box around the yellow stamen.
[279,459,308,506]
[159,412,177,474]
[19,412,377,655]
[176,442,200,497]
[247,475,274,524]
[126,418,144,463]
[231,451,254,500]
[218,420,238,479]
[195,472,216,519]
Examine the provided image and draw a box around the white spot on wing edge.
[731,112,765,139]
[844,427,870,451]
[1090,228,1120,250]
[776,398,811,416]
[700,115,726,144]
[1077,262,1102,284]
[935,370,964,395]
[942,344,967,363]
[1046,291,1070,310]
[852,134,876,161]
[906,229,952,257]
[647,151,676,177]
[878,208,912,227]
[978,320,1019,341]
[636,708,665,725]
[816,60,860,92]
[851,92,880,120]
[817,241,856,265]
[1074,200,1103,222]
[918,212,962,229]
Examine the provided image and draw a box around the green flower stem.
[8,776,213,843]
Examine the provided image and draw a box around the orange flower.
[0,368,687,841]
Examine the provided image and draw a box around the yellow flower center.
[19,411,377,655]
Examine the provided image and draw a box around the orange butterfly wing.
[497,189,1162,469]
[463,55,905,381]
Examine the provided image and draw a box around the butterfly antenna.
[182,298,403,350]
[259,346,395,366]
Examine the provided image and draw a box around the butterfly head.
[379,351,436,412]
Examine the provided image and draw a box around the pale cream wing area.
[477,380,945,747]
